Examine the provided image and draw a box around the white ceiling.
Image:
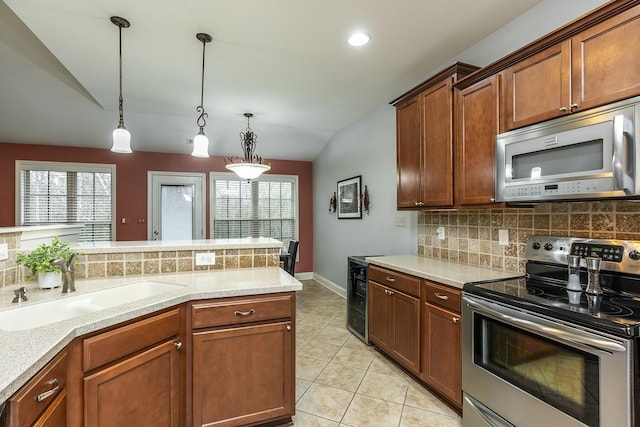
[0,0,541,161]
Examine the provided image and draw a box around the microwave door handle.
[612,114,632,194]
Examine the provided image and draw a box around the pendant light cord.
[118,24,125,127]
[196,36,209,129]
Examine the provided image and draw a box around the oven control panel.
[526,235,640,274]
[570,243,624,262]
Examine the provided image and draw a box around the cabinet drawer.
[369,266,421,298]
[425,281,461,312]
[6,350,67,427]
[83,308,180,372]
[192,293,293,329]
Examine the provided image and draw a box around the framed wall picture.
[337,175,362,219]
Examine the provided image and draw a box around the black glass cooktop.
[464,275,640,338]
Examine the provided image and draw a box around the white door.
[148,172,206,240]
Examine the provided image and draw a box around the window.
[210,173,298,246]
[17,161,116,242]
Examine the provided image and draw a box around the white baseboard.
[293,272,313,280]
[311,273,346,299]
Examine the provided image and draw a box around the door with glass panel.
[148,172,205,240]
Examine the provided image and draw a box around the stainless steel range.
[462,236,640,427]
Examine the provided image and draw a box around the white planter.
[38,271,62,289]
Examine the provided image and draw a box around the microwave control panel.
[504,177,614,200]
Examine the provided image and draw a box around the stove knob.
[544,243,553,251]
[532,242,541,250]
[629,250,640,260]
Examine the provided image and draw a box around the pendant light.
[225,113,271,180]
[192,33,212,158]
[110,16,132,153]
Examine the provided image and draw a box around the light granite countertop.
[0,267,301,402]
[76,237,283,253]
[366,255,523,289]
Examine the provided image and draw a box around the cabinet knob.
[286,324,292,331]
[570,103,579,110]
[414,201,424,207]
[559,106,567,112]
[174,341,183,350]
[490,198,496,203]
[452,317,460,324]
[385,277,396,283]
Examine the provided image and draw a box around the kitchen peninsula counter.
[366,255,521,288]
[0,267,301,402]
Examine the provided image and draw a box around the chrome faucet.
[51,253,77,293]
[12,286,28,303]
[585,256,603,295]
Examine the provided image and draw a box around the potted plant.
[16,236,80,289]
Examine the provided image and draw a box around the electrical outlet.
[436,226,445,240]
[195,252,216,266]
[499,229,509,246]
[0,243,7,261]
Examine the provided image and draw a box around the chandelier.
[225,113,271,180]
[191,33,213,157]
[110,16,132,153]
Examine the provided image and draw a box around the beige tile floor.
[293,280,462,427]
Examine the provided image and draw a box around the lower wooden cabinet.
[368,267,421,375]
[422,303,461,406]
[7,292,296,427]
[84,339,181,426]
[369,266,463,410]
[3,350,67,427]
[189,293,296,427]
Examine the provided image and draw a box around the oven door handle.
[466,299,627,354]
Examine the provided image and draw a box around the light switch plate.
[0,243,8,261]
[499,229,509,246]
[195,252,216,266]
[436,227,445,240]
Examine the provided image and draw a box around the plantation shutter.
[211,173,297,246]
[18,162,115,242]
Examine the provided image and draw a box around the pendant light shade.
[192,33,212,158]
[225,113,271,180]
[110,16,132,154]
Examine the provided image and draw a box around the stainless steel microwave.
[496,96,640,202]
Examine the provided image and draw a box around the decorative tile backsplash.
[4,246,280,287]
[0,232,19,287]
[418,201,640,274]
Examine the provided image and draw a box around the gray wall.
[312,0,609,293]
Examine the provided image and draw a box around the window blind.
[211,173,298,247]
[17,161,115,242]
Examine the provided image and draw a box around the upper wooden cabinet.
[455,75,501,207]
[504,3,640,131]
[392,63,479,209]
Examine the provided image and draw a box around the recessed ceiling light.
[348,32,371,47]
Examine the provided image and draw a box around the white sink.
[0,281,184,331]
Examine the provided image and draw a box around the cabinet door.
[572,5,640,112]
[84,340,181,427]
[422,303,461,406]
[504,40,571,130]
[422,79,454,207]
[33,389,66,427]
[192,321,294,427]
[455,75,500,207]
[391,289,421,374]
[396,97,423,208]
[368,281,393,351]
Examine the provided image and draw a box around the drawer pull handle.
[234,309,256,317]
[452,317,460,324]
[434,292,449,300]
[385,277,396,283]
[36,379,59,402]
[174,341,183,350]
